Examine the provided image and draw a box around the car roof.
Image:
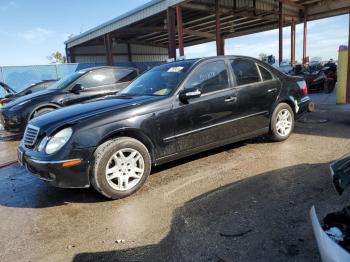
[80,66,138,73]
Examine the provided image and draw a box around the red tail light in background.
[297,81,308,96]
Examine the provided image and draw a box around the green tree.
[47,51,67,64]
[259,53,267,61]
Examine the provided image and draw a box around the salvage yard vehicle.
[311,155,350,262]
[0,81,16,101]
[17,56,312,199]
[288,63,336,94]
[0,66,138,139]
[0,79,58,106]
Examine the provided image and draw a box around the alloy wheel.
[276,109,292,137]
[105,148,145,191]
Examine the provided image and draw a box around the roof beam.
[277,0,305,10]
[183,29,216,40]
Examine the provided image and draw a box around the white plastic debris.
[324,227,344,242]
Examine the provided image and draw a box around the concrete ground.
[0,93,350,262]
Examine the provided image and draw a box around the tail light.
[297,80,308,96]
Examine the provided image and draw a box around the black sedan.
[0,66,138,139]
[18,56,312,199]
[0,79,58,106]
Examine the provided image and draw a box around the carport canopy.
[65,0,350,102]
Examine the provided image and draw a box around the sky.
[0,0,348,66]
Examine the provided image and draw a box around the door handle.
[267,88,277,93]
[224,96,237,103]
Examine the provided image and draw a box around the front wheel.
[31,107,55,119]
[91,137,151,199]
[268,103,294,142]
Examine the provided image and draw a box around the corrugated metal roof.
[66,0,186,48]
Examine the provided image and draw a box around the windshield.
[48,71,84,90]
[120,61,195,96]
[0,82,16,98]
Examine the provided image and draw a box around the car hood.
[30,95,160,131]
[2,89,57,109]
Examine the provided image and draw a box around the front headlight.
[45,127,73,154]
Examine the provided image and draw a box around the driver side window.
[184,61,229,94]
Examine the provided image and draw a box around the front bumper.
[0,109,25,140]
[310,206,350,262]
[18,145,96,188]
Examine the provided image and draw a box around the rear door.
[230,58,280,132]
[172,59,239,152]
[62,68,136,106]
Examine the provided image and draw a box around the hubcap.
[276,109,292,137]
[105,148,144,191]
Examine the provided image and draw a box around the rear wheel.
[269,103,294,142]
[91,137,151,199]
[324,79,335,94]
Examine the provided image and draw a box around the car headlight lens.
[45,127,73,154]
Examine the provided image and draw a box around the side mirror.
[179,88,201,104]
[70,84,83,94]
[25,90,32,95]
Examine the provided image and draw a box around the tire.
[324,79,335,94]
[32,107,55,119]
[268,103,294,142]
[90,137,151,199]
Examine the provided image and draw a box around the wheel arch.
[28,103,61,120]
[274,97,297,114]
[98,128,156,164]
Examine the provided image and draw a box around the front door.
[172,60,239,152]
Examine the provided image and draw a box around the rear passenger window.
[185,61,229,94]
[258,65,273,81]
[231,59,261,85]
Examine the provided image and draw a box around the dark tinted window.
[185,60,229,94]
[258,65,273,81]
[231,59,260,85]
[114,69,138,83]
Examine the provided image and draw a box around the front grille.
[24,125,40,147]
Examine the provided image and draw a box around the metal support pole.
[215,0,224,56]
[104,34,113,65]
[291,20,296,64]
[278,2,283,65]
[127,43,132,62]
[176,6,184,57]
[69,48,76,63]
[346,12,350,103]
[167,7,176,60]
[303,14,307,64]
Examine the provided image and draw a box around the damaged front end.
[311,155,350,262]
[331,155,350,195]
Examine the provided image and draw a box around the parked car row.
[0,66,139,139]
[13,56,313,199]
[277,59,338,94]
